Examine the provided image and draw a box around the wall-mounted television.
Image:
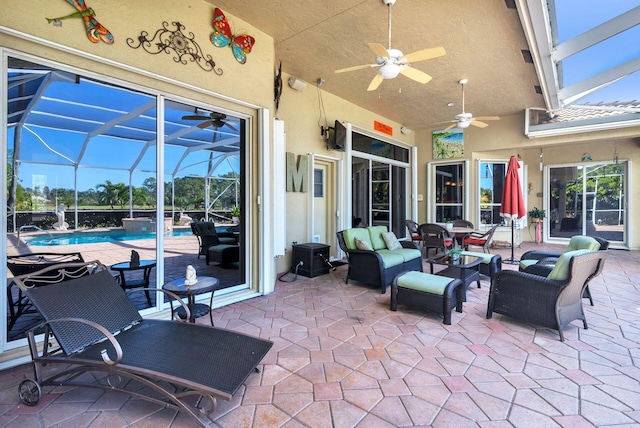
[326,120,346,151]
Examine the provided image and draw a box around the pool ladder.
[17,225,53,246]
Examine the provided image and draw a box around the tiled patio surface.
[1,242,639,427]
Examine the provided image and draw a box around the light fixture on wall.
[539,149,543,172]
[288,77,307,91]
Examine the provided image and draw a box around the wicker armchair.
[419,223,454,257]
[190,221,237,258]
[487,250,607,341]
[520,236,609,306]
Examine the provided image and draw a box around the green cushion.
[393,248,422,262]
[547,249,592,281]
[518,259,539,270]
[343,228,372,250]
[396,271,456,295]
[375,250,405,268]
[367,226,388,251]
[566,236,600,252]
[460,251,493,264]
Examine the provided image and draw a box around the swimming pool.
[25,228,195,246]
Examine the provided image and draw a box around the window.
[433,163,465,222]
[314,168,324,198]
[479,161,507,226]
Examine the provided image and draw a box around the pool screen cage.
[6,58,243,233]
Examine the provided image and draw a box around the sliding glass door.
[548,162,626,243]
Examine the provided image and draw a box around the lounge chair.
[6,252,85,330]
[191,221,238,259]
[13,261,273,426]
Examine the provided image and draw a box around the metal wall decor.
[46,0,114,44]
[127,21,223,74]
[210,8,255,64]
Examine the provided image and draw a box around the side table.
[162,276,219,324]
[111,260,156,306]
[427,253,482,302]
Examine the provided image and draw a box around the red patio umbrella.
[500,155,527,264]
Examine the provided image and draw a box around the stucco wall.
[417,114,639,249]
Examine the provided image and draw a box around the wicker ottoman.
[460,251,502,283]
[391,271,463,325]
[206,244,240,266]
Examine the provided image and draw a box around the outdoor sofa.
[337,225,422,293]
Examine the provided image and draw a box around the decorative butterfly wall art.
[46,0,114,44]
[210,8,255,64]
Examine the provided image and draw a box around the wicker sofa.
[337,226,422,294]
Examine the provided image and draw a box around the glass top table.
[427,253,482,302]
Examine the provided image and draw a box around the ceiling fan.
[436,79,500,129]
[182,109,238,131]
[334,0,445,91]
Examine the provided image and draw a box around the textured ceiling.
[208,0,546,131]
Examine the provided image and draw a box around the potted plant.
[448,247,462,262]
[231,205,240,223]
[528,207,546,223]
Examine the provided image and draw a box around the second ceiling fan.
[182,110,238,131]
[435,79,500,129]
[335,0,445,91]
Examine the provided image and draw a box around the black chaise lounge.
[13,261,273,426]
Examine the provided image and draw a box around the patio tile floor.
[1,242,639,427]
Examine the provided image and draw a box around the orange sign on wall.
[374,120,393,136]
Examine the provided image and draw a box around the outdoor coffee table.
[427,253,482,302]
[162,276,219,324]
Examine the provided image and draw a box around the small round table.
[162,276,219,324]
[111,260,156,307]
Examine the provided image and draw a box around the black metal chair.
[462,224,499,253]
[487,251,607,341]
[405,220,423,248]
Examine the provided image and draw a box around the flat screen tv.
[327,120,346,151]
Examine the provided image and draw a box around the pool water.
[25,228,195,246]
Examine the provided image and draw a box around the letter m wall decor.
[286,152,308,192]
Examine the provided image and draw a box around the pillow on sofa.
[382,232,402,251]
[354,237,373,251]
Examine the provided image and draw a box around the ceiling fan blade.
[225,122,238,131]
[444,123,457,130]
[335,63,377,73]
[401,46,446,63]
[399,66,432,84]
[470,120,489,128]
[473,116,500,121]
[368,43,389,58]
[367,74,384,91]
[197,121,213,129]
[182,115,210,121]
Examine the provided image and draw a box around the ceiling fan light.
[379,63,400,79]
[457,120,472,129]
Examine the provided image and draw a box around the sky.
[556,0,640,104]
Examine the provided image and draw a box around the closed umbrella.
[500,156,526,264]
